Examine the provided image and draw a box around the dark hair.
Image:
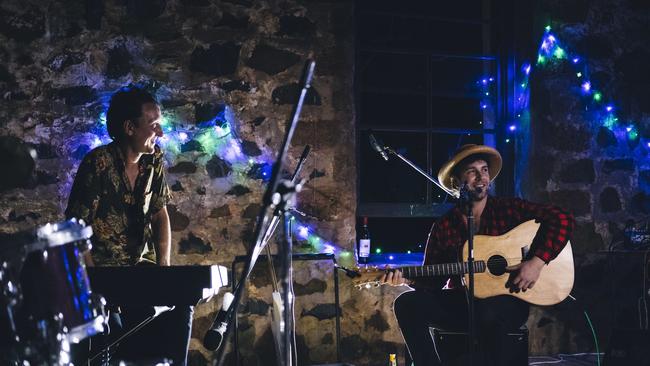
[106,86,158,141]
[452,153,491,179]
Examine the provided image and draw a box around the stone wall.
[0,1,403,365]
[5,0,649,363]
[522,0,650,356]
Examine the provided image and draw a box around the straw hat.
[437,144,502,195]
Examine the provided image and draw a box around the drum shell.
[19,240,97,334]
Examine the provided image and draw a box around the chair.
[426,326,528,366]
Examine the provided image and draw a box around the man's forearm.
[152,206,172,266]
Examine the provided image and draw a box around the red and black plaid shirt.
[423,196,574,287]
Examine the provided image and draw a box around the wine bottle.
[358,217,371,264]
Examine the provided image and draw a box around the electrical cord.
[567,294,601,366]
[528,353,603,365]
[642,250,649,330]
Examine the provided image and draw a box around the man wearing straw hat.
[382,144,575,365]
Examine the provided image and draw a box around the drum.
[19,219,105,344]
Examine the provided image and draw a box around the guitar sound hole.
[487,255,507,276]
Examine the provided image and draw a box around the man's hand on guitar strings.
[380,268,411,287]
[505,256,546,292]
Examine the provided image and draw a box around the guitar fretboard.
[401,261,486,278]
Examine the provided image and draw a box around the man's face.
[457,159,490,201]
[128,102,163,154]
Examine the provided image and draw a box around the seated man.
[382,144,575,366]
[66,86,192,365]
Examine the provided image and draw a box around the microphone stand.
[380,145,457,197]
[214,60,315,366]
[459,185,476,366]
[374,140,477,366]
[262,145,310,366]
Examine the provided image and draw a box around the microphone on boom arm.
[368,133,389,161]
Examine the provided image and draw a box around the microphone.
[368,134,389,161]
[459,181,471,202]
[460,182,483,201]
[203,292,234,351]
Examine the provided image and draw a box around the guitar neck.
[400,261,486,278]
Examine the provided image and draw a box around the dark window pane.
[359,52,428,92]
[359,131,427,203]
[431,97,486,129]
[358,1,484,21]
[359,17,486,55]
[360,92,427,128]
[430,59,496,95]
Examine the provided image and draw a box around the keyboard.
[88,265,229,306]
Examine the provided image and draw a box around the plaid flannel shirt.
[422,196,574,288]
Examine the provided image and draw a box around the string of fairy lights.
[531,25,647,147]
[70,25,646,264]
[68,85,352,260]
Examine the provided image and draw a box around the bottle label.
[359,239,370,257]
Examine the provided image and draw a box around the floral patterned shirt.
[65,142,171,266]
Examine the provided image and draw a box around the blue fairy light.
[298,226,309,239]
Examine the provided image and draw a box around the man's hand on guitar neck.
[505,256,546,292]
[380,268,412,287]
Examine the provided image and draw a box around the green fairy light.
[628,128,638,140]
[164,140,181,156]
[195,129,221,155]
[308,235,321,247]
[545,25,551,32]
[537,55,546,65]
[160,115,173,131]
[553,47,566,59]
[576,72,582,78]
[375,248,382,254]
[593,92,602,102]
[602,115,618,129]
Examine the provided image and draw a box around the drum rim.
[66,314,105,344]
[36,219,93,247]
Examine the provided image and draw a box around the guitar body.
[462,220,574,306]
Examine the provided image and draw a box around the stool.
[427,326,528,366]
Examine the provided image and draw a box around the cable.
[568,294,601,366]
[636,250,649,330]
[528,353,603,365]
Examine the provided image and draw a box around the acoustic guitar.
[351,220,574,306]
